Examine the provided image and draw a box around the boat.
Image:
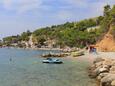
[71,51,84,57]
[42,58,63,64]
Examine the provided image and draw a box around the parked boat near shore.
[42,58,63,64]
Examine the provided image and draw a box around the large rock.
[110,66,115,72]
[101,74,115,86]
[103,65,110,69]
[99,67,109,73]
[111,80,115,86]
[94,65,109,75]
[97,73,109,80]
[89,66,109,79]
[88,57,115,86]
[88,65,99,78]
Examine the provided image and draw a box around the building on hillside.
[87,26,100,32]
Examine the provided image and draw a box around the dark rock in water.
[10,58,12,61]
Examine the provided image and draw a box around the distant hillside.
[2,5,115,50]
[97,24,115,51]
[32,17,100,48]
[2,16,101,48]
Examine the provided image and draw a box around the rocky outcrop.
[88,57,115,86]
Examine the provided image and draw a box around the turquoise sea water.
[0,48,97,86]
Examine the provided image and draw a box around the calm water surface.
[0,48,97,86]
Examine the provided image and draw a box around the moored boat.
[42,58,63,64]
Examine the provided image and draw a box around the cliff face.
[96,25,115,51]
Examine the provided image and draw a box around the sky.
[0,0,115,39]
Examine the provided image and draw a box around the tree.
[36,36,46,45]
[110,5,115,23]
[20,30,32,41]
[104,5,111,16]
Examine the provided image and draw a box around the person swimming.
[9,58,12,61]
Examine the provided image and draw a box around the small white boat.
[42,58,63,64]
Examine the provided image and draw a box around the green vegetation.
[32,18,100,48]
[3,35,21,46]
[99,5,115,34]
[2,5,115,48]
[3,30,31,47]
[20,30,32,41]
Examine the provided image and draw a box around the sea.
[0,48,97,86]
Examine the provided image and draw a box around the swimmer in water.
[9,58,12,61]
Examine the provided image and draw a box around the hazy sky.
[0,0,115,39]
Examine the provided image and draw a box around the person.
[9,58,12,61]
[89,45,96,53]
[86,46,88,50]
[89,46,93,53]
[93,47,97,54]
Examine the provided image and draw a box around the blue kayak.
[42,58,63,64]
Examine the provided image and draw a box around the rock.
[93,57,105,64]
[88,57,115,86]
[110,66,115,72]
[111,61,115,66]
[101,74,115,86]
[103,65,110,69]
[95,62,103,68]
[99,67,109,73]
[88,65,96,72]
[94,66,109,76]
[111,80,115,86]
[97,73,109,80]
[88,65,98,78]
[88,71,98,78]
[103,59,112,66]
[110,71,115,74]
[94,66,102,75]
[89,66,109,78]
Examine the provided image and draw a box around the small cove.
[0,48,97,86]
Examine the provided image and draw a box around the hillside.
[2,17,100,48]
[96,24,115,51]
[96,5,115,51]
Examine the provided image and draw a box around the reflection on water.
[0,48,97,86]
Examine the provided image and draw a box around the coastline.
[87,52,115,86]
[2,47,63,51]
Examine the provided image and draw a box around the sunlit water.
[0,48,97,86]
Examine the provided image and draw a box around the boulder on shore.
[88,57,115,86]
